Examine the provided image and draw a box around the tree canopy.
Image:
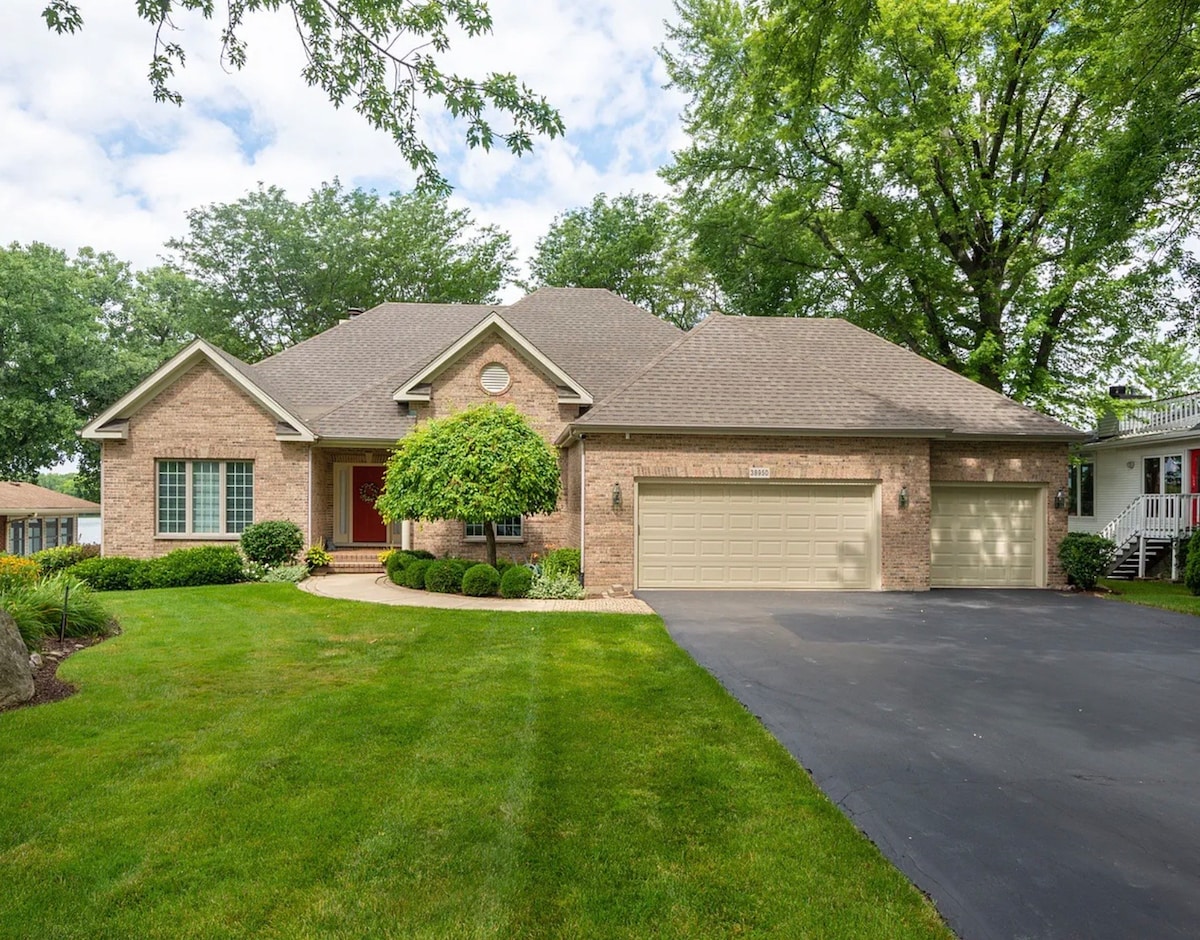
[377,403,560,566]
[527,192,717,328]
[169,180,517,360]
[663,0,1200,409]
[41,0,563,191]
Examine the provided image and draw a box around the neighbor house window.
[1068,462,1094,517]
[464,517,523,541]
[157,460,254,535]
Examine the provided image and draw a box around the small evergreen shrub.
[0,555,40,593]
[240,520,303,567]
[499,565,533,599]
[30,543,99,576]
[385,551,419,582]
[140,547,245,588]
[1186,530,1200,596]
[542,548,581,581]
[462,564,501,597]
[425,559,467,594]
[263,564,309,583]
[1,575,114,648]
[1058,532,1116,590]
[528,572,586,600]
[402,559,433,590]
[304,544,332,569]
[408,549,436,560]
[69,556,146,592]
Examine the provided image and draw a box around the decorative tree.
[377,403,561,567]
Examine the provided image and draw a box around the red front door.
[1191,450,1200,525]
[352,465,388,543]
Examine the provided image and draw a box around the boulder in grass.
[0,610,34,708]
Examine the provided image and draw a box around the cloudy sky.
[0,1,688,292]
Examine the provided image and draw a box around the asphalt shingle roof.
[572,314,1080,439]
[0,482,100,514]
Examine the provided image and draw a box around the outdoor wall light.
[612,482,623,509]
[1054,488,1066,510]
[898,486,909,509]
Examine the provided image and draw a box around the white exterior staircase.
[1100,494,1200,579]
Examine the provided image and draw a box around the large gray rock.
[0,609,34,708]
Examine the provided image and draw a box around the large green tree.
[663,0,1200,408]
[41,0,563,190]
[169,180,517,359]
[0,243,199,494]
[527,192,717,328]
[377,403,560,567]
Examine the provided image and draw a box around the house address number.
[749,467,770,479]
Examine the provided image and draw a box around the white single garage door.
[637,481,878,589]
[930,485,1043,587]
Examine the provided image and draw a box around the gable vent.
[480,362,510,394]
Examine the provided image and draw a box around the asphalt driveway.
[641,590,1200,940]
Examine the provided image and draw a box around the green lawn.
[0,585,950,940]
[1100,578,1200,616]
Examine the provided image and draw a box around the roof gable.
[81,339,315,442]
[392,312,594,405]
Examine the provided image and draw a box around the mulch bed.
[0,634,108,714]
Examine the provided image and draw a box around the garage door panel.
[638,482,878,590]
[930,485,1042,588]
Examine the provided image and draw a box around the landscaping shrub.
[70,556,146,592]
[0,555,40,594]
[528,572,586,600]
[263,564,309,583]
[1058,532,1116,591]
[0,575,113,648]
[1186,530,1200,596]
[140,547,245,588]
[304,544,333,570]
[542,548,581,581]
[240,520,303,567]
[30,543,99,576]
[408,549,436,560]
[402,559,433,590]
[499,565,533,599]
[425,559,468,594]
[385,551,419,583]
[462,564,501,597]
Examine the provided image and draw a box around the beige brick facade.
[101,361,310,558]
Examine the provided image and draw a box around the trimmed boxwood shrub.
[1186,530,1200,596]
[499,565,533,599]
[140,547,245,588]
[425,559,468,594]
[70,556,147,592]
[462,564,500,597]
[408,549,436,560]
[402,559,433,590]
[1058,532,1116,591]
[385,551,419,583]
[240,520,303,567]
[542,548,581,581]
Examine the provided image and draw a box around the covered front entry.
[636,481,879,590]
[332,462,392,545]
[930,485,1043,587]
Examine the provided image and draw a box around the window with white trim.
[157,460,254,535]
[1067,462,1094,517]
[464,517,523,541]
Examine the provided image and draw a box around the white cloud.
[0,0,689,287]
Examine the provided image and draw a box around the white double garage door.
[637,481,1043,590]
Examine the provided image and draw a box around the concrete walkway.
[299,573,654,614]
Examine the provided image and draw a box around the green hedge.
[30,543,100,576]
[425,560,468,594]
[462,564,500,597]
[499,565,533,599]
[402,559,433,590]
[70,556,145,592]
[72,548,245,591]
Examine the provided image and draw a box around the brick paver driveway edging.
[642,588,1200,940]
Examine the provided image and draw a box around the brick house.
[82,287,1082,591]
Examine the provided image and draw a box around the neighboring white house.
[1068,387,1200,578]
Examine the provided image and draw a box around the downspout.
[579,435,586,588]
[306,447,313,547]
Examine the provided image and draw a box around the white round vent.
[480,362,510,394]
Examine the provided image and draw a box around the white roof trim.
[81,339,317,442]
[391,312,593,405]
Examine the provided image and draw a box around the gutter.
[556,424,1084,447]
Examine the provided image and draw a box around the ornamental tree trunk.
[484,520,498,568]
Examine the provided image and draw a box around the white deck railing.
[1117,392,1200,435]
[1100,494,1200,548]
